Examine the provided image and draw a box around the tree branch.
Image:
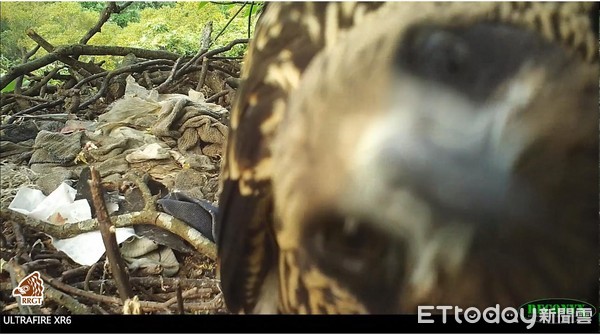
[80,2,134,45]
[79,59,174,109]
[90,166,134,302]
[15,46,40,94]
[212,2,247,46]
[1,45,180,90]
[26,29,102,76]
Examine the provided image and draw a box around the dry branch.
[0,177,217,260]
[21,258,62,273]
[23,66,62,96]
[156,57,184,93]
[26,29,102,76]
[212,2,247,46]
[2,93,50,103]
[74,277,220,292]
[1,45,180,90]
[196,22,214,91]
[90,166,134,302]
[176,38,248,82]
[39,272,222,313]
[206,90,230,103]
[15,46,41,94]
[80,2,134,45]
[4,98,65,125]
[79,59,174,109]
[176,283,185,314]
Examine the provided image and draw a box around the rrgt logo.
[12,271,44,306]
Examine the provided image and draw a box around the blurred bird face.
[272,17,598,313]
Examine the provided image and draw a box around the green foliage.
[0,2,100,60]
[89,2,258,57]
[245,2,263,18]
[80,2,176,28]
[0,54,18,73]
[0,1,260,69]
[1,79,16,93]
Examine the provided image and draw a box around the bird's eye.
[397,28,473,83]
[413,31,469,76]
[395,23,553,102]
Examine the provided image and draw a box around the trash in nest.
[158,192,217,242]
[8,182,135,266]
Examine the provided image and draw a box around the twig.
[11,221,31,263]
[40,272,222,312]
[1,197,217,260]
[209,62,240,77]
[205,38,249,58]
[80,2,133,45]
[212,2,247,46]
[248,2,255,39]
[32,252,72,261]
[79,59,174,109]
[0,95,15,107]
[60,265,91,282]
[15,45,41,94]
[44,284,94,314]
[5,98,65,125]
[26,29,56,53]
[72,71,109,89]
[196,58,211,92]
[2,303,19,312]
[176,282,184,314]
[0,45,180,90]
[22,259,62,273]
[209,1,247,4]
[206,90,229,103]
[23,66,62,96]
[42,272,123,305]
[200,21,214,52]
[162,287,205,310]
[177,22,213,82]
[24,45,41,60]
[210,56,245,60]
[156,57,184,93]
[26,29,101,76]
[84,261,103,291]
[73,277,220,291]
[10,114,69,121]
[177,38,248,82]
[195,22,213,91]
[90,166,134,302]
[2,93,50,103]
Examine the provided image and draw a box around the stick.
[206,89,230,103]
[80,2,133,45]
[176,283,185,314]
[156,57,184,93]
[89,166,134,302]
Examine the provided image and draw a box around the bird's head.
[270,3,598,313]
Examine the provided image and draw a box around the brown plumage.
[216,2,599,314]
